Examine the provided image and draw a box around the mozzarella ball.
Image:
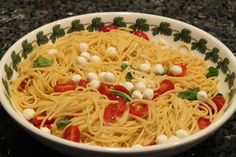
[48,48,58,55]
[197,90,208,101]
[154,64,165,74]
[135,82,146,92]
[71,74,81,83]
[22,108,35,120]
[156,134,168,144]
[77,56,87,65]
[80,52,91,60]
[80,42,89,52]
[139,63,151,72]
[131,90,143,99]
[123,82,134,91]
[87,72,98,81]
[168,136,179,142]
[170,65,182,76]
[88,80,100,89]
[175,129,189,139]
[106,46,117,55]
[103,72,116,82]
[131,144,143,148]
[90,55,101,62]
[40,127,51,134]
[143,88,154,100]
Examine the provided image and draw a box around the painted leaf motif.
[4,64,13,80]
[36,31,49,46]
[67,20,84,33]
[21,40,33,59]
[225,72,235,88]
[11,51,21,70]
[191,38,207,54]
[50,24,65,43]
[173,29,191,43]
[151,22,172,36]
[2,78,10,95]
[205,48,219,63]
[216,58,230,74]
[86,17,104,32]
[113,17,126,27]
[129,18,149,32]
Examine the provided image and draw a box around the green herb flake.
[56,118,71,129]
[120,63,129,70]
[206,66,219,78]
[33,57,53,67]
[125,72,134,81]
[178,87,200,100]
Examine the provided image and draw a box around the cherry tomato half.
[154,79,175,98]
[78,79,88,88]
[98,83,110,96]
[113,85,129,94]
[198,118,211,130]
[104,104,119,122]
[54,83,76,92]
[63,125,80,142]
[129,103,148,117]
[133,31,149,40]
[116,98,126,115]
[212,95,225,112]
[99,24,118,32]
[31,116,55,128]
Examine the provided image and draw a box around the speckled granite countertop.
[0,0,236,156]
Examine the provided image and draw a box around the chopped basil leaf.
[56,118,71,129]
[178,87,200,100]
[125,72,134,81]
[206,66,219,78]
[110,89,132,102]
[163,67,169,75]
[33,56,52,67]
[120,63,129,70]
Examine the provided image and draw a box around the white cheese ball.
[131,144,143,148]
[170,65,182,76]
[139,63,151,72]
[106,46,117,55]
[103,72,116,82]
[168,136,179,142]
[90,55,101,62]
[22,108,35,120]
[123,82,134,91]
[175,129,189,139]
[48,48,58,55]
[131,90,143,99]
[88,80,100,89]
[197,90,208,101]
[80,52,91,60]
[77,56,87,65]
[154,64,164,74]
[87,72,98,81]
[71,74,81,83]
[40,127,51,134]
[80,42,89,52]
[156,134,169,144]
[143,88,154,100]
[135,82,146,92]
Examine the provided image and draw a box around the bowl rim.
[0,11,236,154]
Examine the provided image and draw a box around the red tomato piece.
[54,83,76,92]
[154,79,175,98]
[104,104,119,122]
[113,85,129,94]
[168,64,187,77]
[212,95,225,112]
[133,31,149,40]
[198,118,211,130]
[108,94,121,100]
[116,98,127,115]
[77,79,88,88]
[99,24,118,32]
[63,125,80,142]
[31,117,42,127]
[129,103,148,117]
[98,83,110,96]
[31,116,55,128]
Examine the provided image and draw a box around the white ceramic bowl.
[0,12,236,157]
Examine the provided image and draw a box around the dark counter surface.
[0,0,236,156]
